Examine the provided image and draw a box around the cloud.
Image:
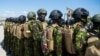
[21,11,28,16]
[22,11,27,14]
[0,10,28,19]
[1,10,17,17]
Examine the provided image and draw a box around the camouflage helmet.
[18,15,26,23]
[92,14,100,23]
[37,8,47,16]
[27,11,36,20]
[72,8,89,21]
[49,10,63,20]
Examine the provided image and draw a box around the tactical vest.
[4,22,11,52]
[23,21,32,38]
[23,21,33,56]
[47,25,54,52]
[41,21,48,55]
[73,22,87,56]
[28,20,43,40]
[42,21,48,30]
[63,27,76,54]
[85,38,100,56]
[10,23,17,56]
[47,24,63,56]
[28,20,43,56]
[16,24,24,39]
[14,23,24,56]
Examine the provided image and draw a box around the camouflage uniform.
[37,8,48,56]
[23,11,44,56]
[23,21,33,56]
[4,19,9,53]
[13,15,26,56]
[85,14,100,56]
[4,16,26,56]
[23,11,36,56]
[4,17,14,55]
[37,8,48,30]
[72,8,89,56]
[47,10,65,56]
[11,21,17,56]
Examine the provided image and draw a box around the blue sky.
[0,0,100,20]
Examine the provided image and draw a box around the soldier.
[4,17,14,55]
[13,15,26,56]
[72,8,90,56]
[63,8,76,56]
[23,11,43,56]
[23,11,36,56]
[37,8,48,30]
[91,14,100,38]
[85,14,100,56]
[46,10,65,56]
[37,8,48,56]
[4,17,19,56]
[4,17,10,53]
[10,17,17,56]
